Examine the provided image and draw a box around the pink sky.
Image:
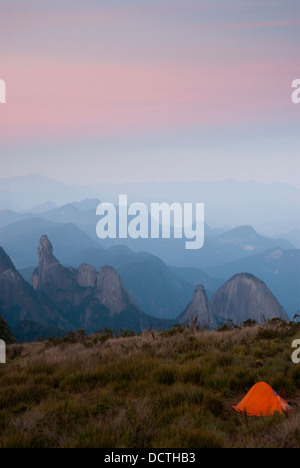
[0,1,299,185]
[1,1,298,142]
[2,57,297,142]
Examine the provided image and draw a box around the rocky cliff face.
[210,273,290,325]
[77,264,97,288]
[178,285,217,329]
[0,246,70,332]
[33,236,153,333]
[3,235,290,340]
[33,234,60,288]
[96,266,137,315]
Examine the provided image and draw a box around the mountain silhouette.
[0,245,71,335]
[210,273,290,325]
[33,236,173,333]
[178,285,217,329]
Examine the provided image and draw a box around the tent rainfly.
[233,382,293,417]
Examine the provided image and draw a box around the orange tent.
[233,382,292,417]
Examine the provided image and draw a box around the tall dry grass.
[0,321,299,448]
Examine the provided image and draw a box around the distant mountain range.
[178,273,289,328]
[20,244,196,320]
[206,248,300,317]
[271,229,300,249]
[0,205,295,267]
[1,210,298,319]
[0,237,175,342]
[130,224,294,269]
[0,245,72,335]
[0,176,299,326]
[0,218,99,268]
[0,174,299,234]
[33,235,171,334]
[0,235,293,342]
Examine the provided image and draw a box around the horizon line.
[1,173,300,190]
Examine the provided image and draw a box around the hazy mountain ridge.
[0,246,72,335]
[0,218,100,269]
[32,236,174,334]
[0,175,299,232]
[206,248,300,317]
[2,214,298,319]
[0,205,295,268]
[0,176,298,336]
[177,273,289,330]
[68,247,195,320]
[0,238,292,341]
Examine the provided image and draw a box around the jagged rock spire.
[178,284,217,329]
[38,235,59,267]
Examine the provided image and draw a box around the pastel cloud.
[1,1,299,186]
[1,0,298,143]
[2,56,296,142]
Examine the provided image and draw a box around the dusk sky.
[0,0,299,186]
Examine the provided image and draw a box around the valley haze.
[96,195,205,250]
[0,174,299,338]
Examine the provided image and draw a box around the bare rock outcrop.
[178,284,217,329]
[0,245,71,333]
[32,236,151,333]
[210,273,289,325]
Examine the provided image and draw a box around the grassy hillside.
[0,321,300,448]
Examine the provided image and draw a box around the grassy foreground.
[0,321,300,448]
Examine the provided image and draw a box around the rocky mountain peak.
[210,272,289,325]
[33,236,64,291]
[32,236,145,331]
[0,244,71,333]
[0,247,16,275]
[0,246,23,287]
[178,284,217,329]
[38,235,58,266]
[96,266,131,315]
[194,284,206,294]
